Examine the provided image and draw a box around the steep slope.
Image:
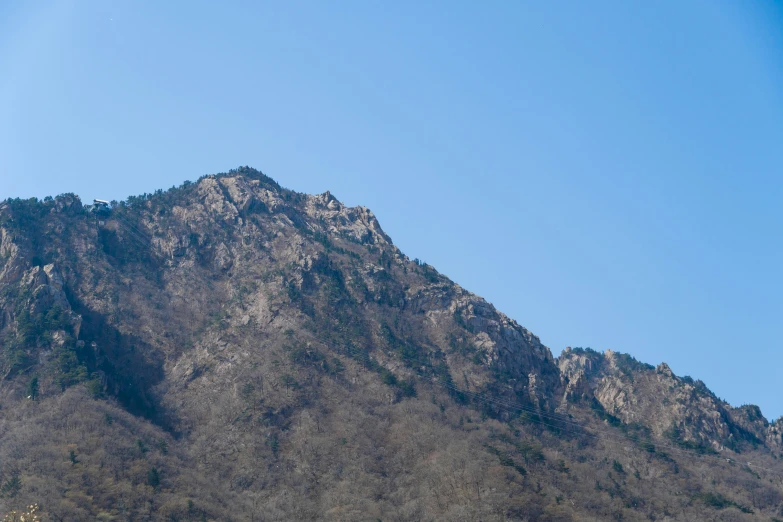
[0,167,781,521]
[558,348,775,454]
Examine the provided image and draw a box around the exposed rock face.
[0,167,781,521]
[0,224,25,285]
[305,190,392,245]
[404,281,558,403]
[557,348,770,453]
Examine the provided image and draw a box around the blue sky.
[1,1,782,417]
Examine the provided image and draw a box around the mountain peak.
[0,169,781,520]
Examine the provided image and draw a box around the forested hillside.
[1,167,782,521]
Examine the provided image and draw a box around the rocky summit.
[0,167,782,521]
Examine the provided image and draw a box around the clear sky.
[1,1,782,417]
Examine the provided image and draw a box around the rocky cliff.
[558,348,773,454]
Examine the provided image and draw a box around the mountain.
[0,167,781,521]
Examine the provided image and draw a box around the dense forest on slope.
[1,167,783,521]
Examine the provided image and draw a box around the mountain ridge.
[2,167,768,421]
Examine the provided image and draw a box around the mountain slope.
[0,167,781,521]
